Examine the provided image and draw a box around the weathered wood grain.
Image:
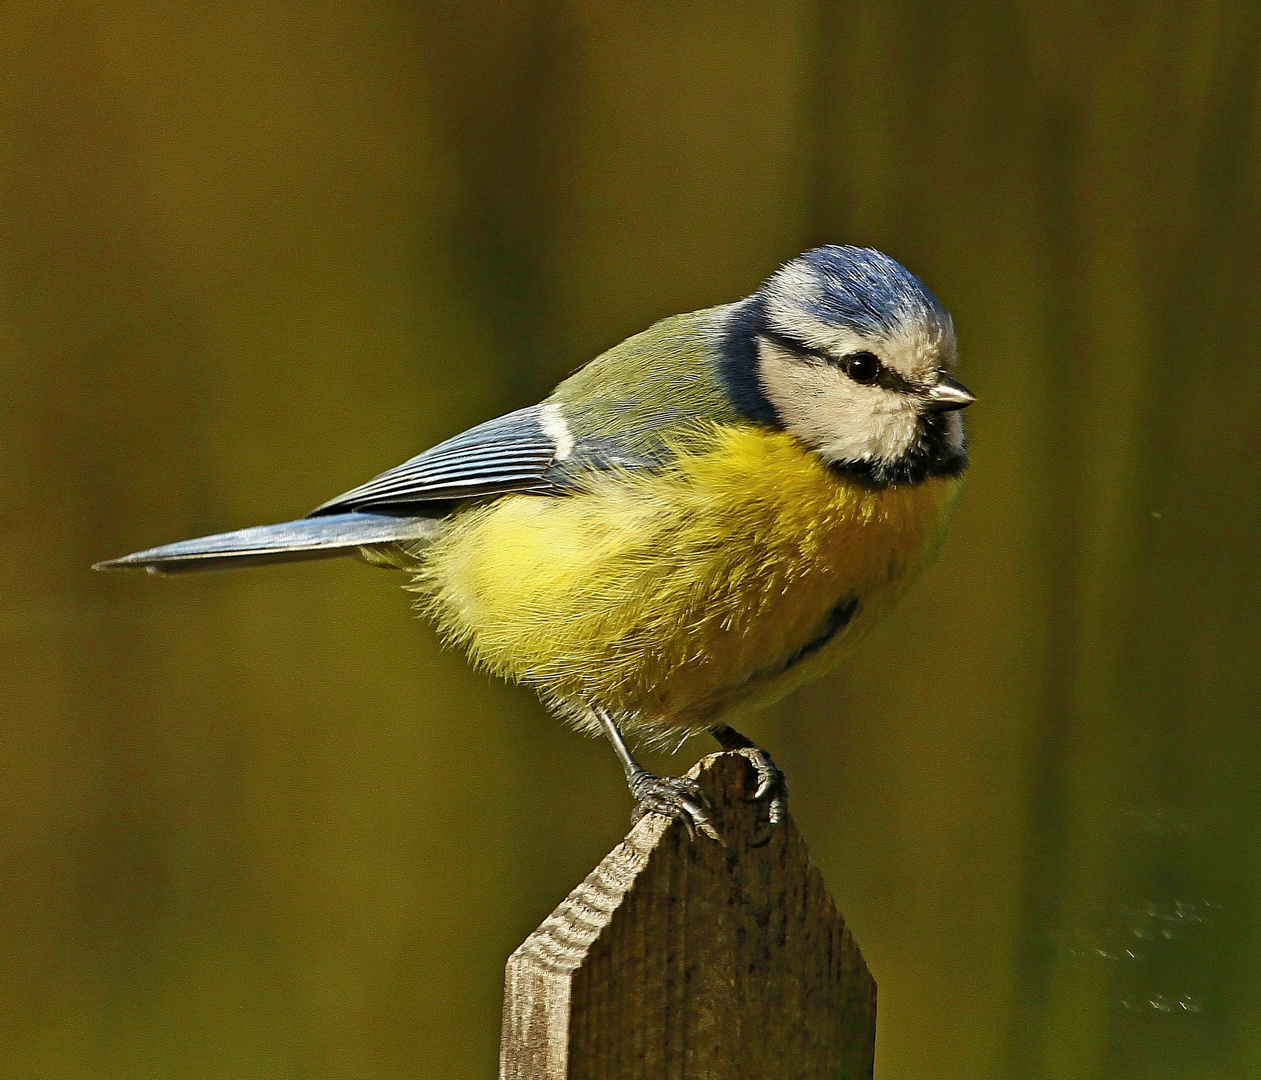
[500,751,876,1079]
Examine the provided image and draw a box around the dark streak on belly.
[781,595,860,673]
[718,594,862,709]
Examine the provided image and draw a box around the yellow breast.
[412,425,960,740]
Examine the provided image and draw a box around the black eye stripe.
[758,330,823,363]
[757,332,920,394]
[870,366,918,394]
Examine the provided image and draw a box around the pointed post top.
[500,751,877,1080]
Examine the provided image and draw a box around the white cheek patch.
[758,344,921,465]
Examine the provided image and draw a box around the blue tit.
[98,245,974,842]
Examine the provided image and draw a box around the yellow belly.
[412,425,960,740]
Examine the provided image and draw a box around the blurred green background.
[1,2,1258,1078]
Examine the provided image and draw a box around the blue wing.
[95,401,665,574]
[309,405,562,515]
[95,406,565,573]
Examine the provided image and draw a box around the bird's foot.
[709,723,788,846]
[628,769,721,842]
[730,745,788,847]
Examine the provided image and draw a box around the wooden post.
[500,751,877,1080]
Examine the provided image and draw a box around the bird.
[97,245,974,844]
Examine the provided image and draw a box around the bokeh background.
[1,3,1258,1078]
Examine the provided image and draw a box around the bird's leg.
[595,709,720,842]
[709,722,788,846]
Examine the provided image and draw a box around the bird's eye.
[842,351,883,384]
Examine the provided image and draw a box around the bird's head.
[720,245,973,485]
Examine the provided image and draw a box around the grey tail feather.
[93,512,441,575]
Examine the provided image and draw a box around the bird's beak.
[923,375,976,413]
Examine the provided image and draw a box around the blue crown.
[777,246,949,337]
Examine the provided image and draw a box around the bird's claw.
[629,771,722,843]
[733,746,788,846]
